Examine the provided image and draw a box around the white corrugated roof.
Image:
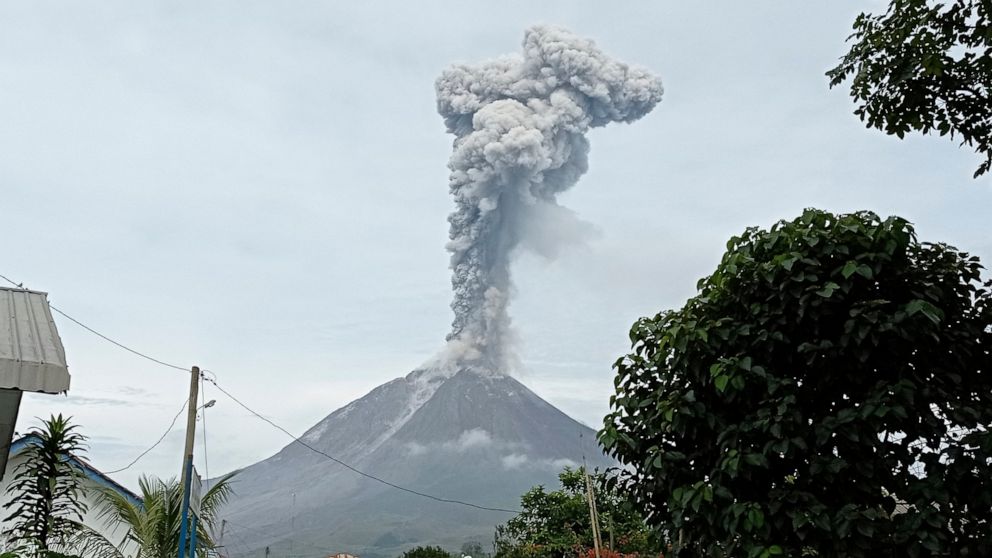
[0,287,70,393]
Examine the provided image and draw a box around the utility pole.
[290,492,296,556]
[584,467,602,558]
[178,366,201,558]
[219,519,227,558]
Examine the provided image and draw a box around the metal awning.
[0,287,70,480]
[0,287,70,393]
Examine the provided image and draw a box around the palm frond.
[58,522,125,558]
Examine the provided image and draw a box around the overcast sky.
[5,1,990,490]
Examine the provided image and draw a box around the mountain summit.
[218,368,611,558]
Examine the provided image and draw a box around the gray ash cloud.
[434,26,663,371]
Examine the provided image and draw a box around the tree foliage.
[460,541,491,558]
[72,473,236,558]
[3,415,88,558]
[600,209,992,557]
[494,468,663,558]
[400,546,454,558]
[827,0,992,177]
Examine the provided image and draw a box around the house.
[0,434,140,557]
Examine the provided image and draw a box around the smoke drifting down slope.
[435,26,663,371]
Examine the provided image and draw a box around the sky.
[3,1,990,491]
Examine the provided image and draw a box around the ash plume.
[435,26,663,372]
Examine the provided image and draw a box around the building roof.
[0,287,70,394]
[8,434,142,506]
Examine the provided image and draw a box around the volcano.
[218,25,659,558]
[217,368,612,558]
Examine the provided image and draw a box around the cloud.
[405,442,427,456]
[549,458,578,470]
[403,429,501,456]
[59,395,135,407]
[445,428,494,452]
[499,453,579,471]
[118,386,151,397]
[501,453,528,469]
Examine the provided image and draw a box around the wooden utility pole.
[584,468,603,558]
[178,366,200,558]
[181,367,200,483]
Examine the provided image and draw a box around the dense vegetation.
[601,209,992,556]
[494,468,663,558]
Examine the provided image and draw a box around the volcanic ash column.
[435,26,663,373]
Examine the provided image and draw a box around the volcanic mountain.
[217,367,612,558]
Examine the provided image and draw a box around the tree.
[827,0,992,177]
[3,415,88,558]
[460,541,490,558]
[400,546,453,558]
[494,467,663,558]
[600,209,992,557]
[73,473,236,558]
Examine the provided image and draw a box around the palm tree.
[3,414,89,558]
[72,473,236,558]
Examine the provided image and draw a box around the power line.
[203,374,521,514]
[201,372,211,482]
[0,273,189,372]
[49,306,189,372]
[105,398,189,474]
[222,520,334,557]
[0,273,24,289]
[1,271,521,515]
[217,523,256,557]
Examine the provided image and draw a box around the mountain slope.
[218,368,611,558]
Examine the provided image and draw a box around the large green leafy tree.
[3,415,88,558]
[494,468,663,558]
[600,209,992,557]
[828,0,992,177]
[72,473,236,558]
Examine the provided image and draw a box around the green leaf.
[841,261,858,278]
[702,485,713,502]
[748,508,765,528]
[744,453,769,468]
[715,375,730,392]
[905,299,943,324]
[816,282,841,297]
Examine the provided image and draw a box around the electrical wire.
[0,272,520,514]
[104,398,189,474]
[222,520,331,557]
[0,273,189,372]
[216,523,255,558]
[49,306,189,372]
[200,372,210,482]
[0,273,24,289]
[203,374,521,514]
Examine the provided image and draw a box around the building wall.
[0,452,139,558]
